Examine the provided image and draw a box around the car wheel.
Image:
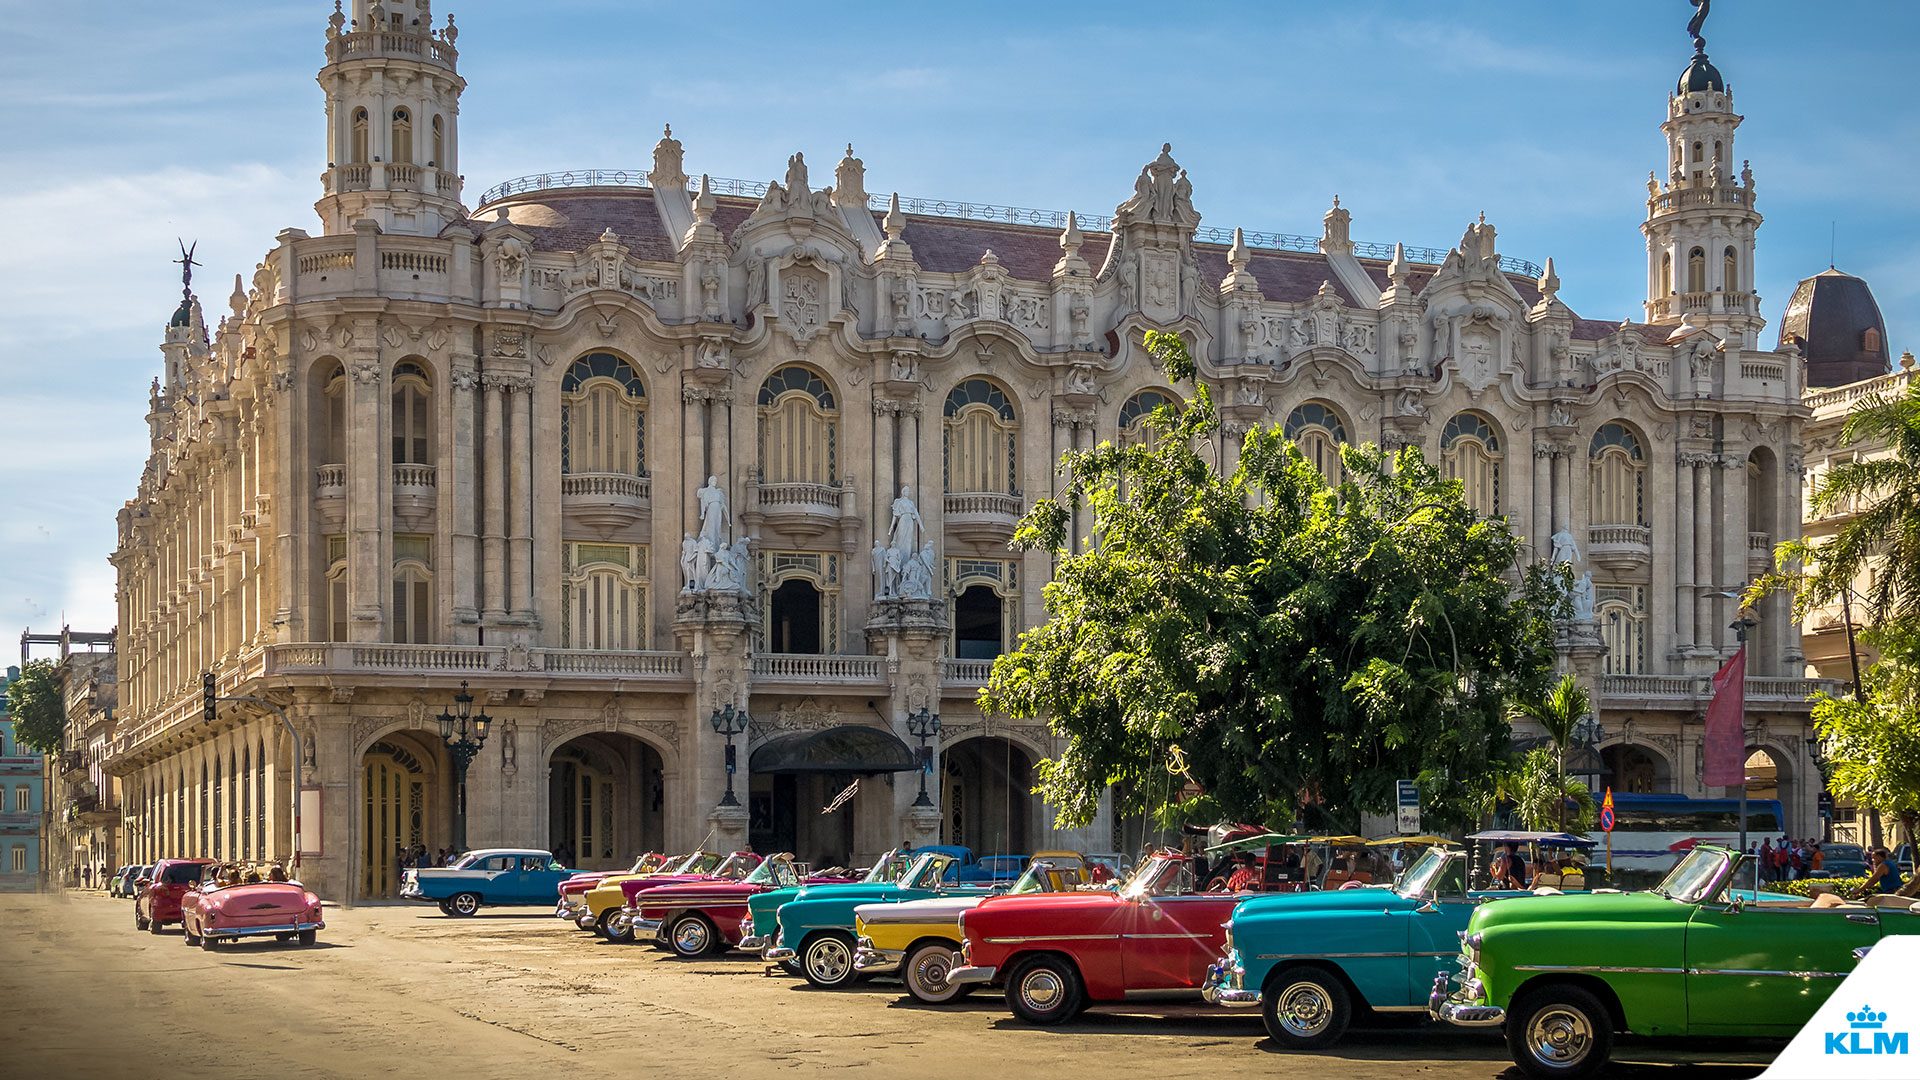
[799,932,858,989]
[298,930,317,946]
[1507,985,1614,1080]
[1007,955,1085,1025]
[148,917,165,935]
[182,925,200,946]
[447,892,481,917]
[668,914,717,958]
[902,942,972,1005]
[1261,967,1352,1050]
[134,910,149,931]
[198,932,217,951]
[602,910,636,944]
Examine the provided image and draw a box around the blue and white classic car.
[401,849,574,916]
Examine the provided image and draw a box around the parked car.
[400,849,575,916]
[629,853,855,958]
[134,859,217,933]
[853,852,1094,1003]
[949,848,1252,1023]
[554,852,675,928]
[587,851,761,942]
[180,875,325,948]
[1814,842,1869,878]
[766,847,1023,989]
[1431,844,1920,1079]
[108,865,145,898]
[740,848,920,956]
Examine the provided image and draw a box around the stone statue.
[1548,402,1573,428]
[706,539,748,594]
[1572,571,1596,621]
[888,485,923,557]
[1549,528,1580,566]
[872,541,893,600]
[679,534,702,593]
[1396,387,1426,418]
[1687,0,1710,52]
[898,543,936,601]
[1065,365,1096,395]
[784,152,809,194]
[696,475,729,550]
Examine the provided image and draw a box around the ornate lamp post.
[437,681,492,855]
[906,707,941,808]
[710,703,750,807]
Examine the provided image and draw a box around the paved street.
[0,892,1766,1080]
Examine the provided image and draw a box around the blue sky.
[0,0,1915,636]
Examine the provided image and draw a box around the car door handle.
[1845,913,1878,924]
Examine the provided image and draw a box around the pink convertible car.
[180,875,326,949]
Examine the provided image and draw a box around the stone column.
[346,348,386,641]
[1551,446,1573,541]
[1692,456,1714,656]
[480,374,509,624]
[1673,453,1697,654]
[1532,442,1554,556]
[508,377,536,622]
[447,358,480,641]
[681,385,708,542]
[1719,453,1750,660]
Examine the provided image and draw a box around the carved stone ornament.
[349,361,382,386]
[780,264,828,345]
[492,327,527,358]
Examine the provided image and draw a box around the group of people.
[393,843,461,889]
[1487,845,1589,891]
[1750,837,1829,882]
[203,861,291,888]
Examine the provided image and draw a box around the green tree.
[1506,673,1594,831]
[5,658,66,754]
[982,331,1564,835]
[1810,622,1920,850]
[1508,747,1598,834]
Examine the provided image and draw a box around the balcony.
[943,491,1022,547]
[314,462,347,529]
[560,471,652,530]
[1748,531,1774,574]
[387,163,421,191]
[59,751,88,779]
[752,481,846,540]
[330,163,371,193]
[393,462,437,528]
[325,29,458,72]
[751,653,889,690]
[940,657,995,688]
[1598,674,1844,710]
[1586,524,1652,573]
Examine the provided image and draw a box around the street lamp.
[906,707,941,808]
[709,703,750,807]
[437,681,492,855]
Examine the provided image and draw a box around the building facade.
[22,630,121,887]
[0,665,47,891]
[102,3,1834,902]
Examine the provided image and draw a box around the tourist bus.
[1588,792,1785,886]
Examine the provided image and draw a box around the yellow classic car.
[578,851,748,941]
[852,851,1097,1003]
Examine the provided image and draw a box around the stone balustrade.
[392,463,436,489]
[940,658,995,686]
[751,653,888,684]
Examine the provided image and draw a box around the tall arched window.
[1599,591,1647,675]
[391,361,431,465]
[758,366,837,485]
[1441,412,1502,517]
[325,535,348,642]
[1119,389,1178,447]
[1588,422,1646,526]
[564,542,649,650]
[390,535,432,644]
[1691,140,1703,163]
[1722,246,1738,292]
[430,115,444,168]
[943,379,1018,494]
[560,353,647,476]
[1661,251,1674,296]
[349,108,369,163]
[323,363,347,465]
[1687,247,1706,293]
[390,108,413,164]
[1284,402,1347,481]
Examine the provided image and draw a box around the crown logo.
[1847,1006,1888,1030]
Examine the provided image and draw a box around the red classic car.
[950,848,1251,1023]
[134,858,217,933]
[180,876,325,948]
[554,852,673,928]
[629,854,856,958]
[594,851,763,943]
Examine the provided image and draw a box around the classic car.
[108,865,145,898]
[180,876,325,948]
[1202,844,1522,1048]
[766,848,1020,989]
[134,859,217,933]
[950,848,1255,1023]
[587,851,761,942]
[741,847,920,956]
[554,852,676,928]
[852,852,1093,1003]
[400,849,575,916]
[629,853,855,957]
[1431,844,1920,1079]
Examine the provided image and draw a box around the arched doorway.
[769,579,822,654]
[1601,743,1671,794]
[1744,747,1781,803]
[360,735,445,898]
[953,584,1004,660]
[942,737,1036,855]
[547,733,666,869]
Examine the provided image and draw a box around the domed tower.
[1779,267,1892,387]
[315,0,466,235]
[1641,3,1763,340]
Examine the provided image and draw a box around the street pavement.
[0,891,1766,1079]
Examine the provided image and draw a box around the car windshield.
[900,852,956,889]
[1120,854,1194,899]
[714,854,758,879]
[161,863,207,885]
[630,854,665,873]
[1825,845,1865,861]
[1008,857,1089,895]
[745,856,797,887]
[675,852,722,875]
[1654,847,1732,903]
[862,851,915,884]
[1394,849,1455,898]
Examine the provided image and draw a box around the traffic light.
[203,671,217,723]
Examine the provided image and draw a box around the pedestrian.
[413,844,431,870]
[1757,839,1773,882]
[82,864,92,889]
[1810,842,1825,875]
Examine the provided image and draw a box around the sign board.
[1600,787,1616,833]
[298,786,324,856]
[1395,779,1421,834]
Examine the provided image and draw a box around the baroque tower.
[1641,5,1764,343]
[316,0,466,235]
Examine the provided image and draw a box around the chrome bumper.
[206,920,324,939]
[852,945,905,974]
[739,934,767,951]
[947,964,997,986]
[633,916,663,935]
[1200,959,1260,1007]
[1429,973,1504,1027]
[763,946,796,962]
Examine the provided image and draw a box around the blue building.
[1,665,46,891]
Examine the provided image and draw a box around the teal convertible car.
[401,848,574,916]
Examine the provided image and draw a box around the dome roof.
[1779,267,1892,388]
[169,295,194,328]
[1678,51,1725,94]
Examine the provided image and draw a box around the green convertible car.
[1431,844,1920,1078]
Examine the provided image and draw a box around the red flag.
[1703,646,1747,788]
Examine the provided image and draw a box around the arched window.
[349,108,369,163]
[1713,139,1723,165]
[1863,328,1883,354]
[943,379,1018,494]
[1691,140,1703,163]
[1284,402,1347,481]
[1441,412,1502,517]
[323,363,347,465]
[1661,252,1674,296]
[563,542,649,650]
[560,353,647,476]
[1722,246,1738,292]
[325,535,349,642]
[1687,247,1706,293]
[1119,389,1178,446]
[430,115,444,168]
[390,534,432,644]
[757,366,837,485]
[391,361,431,465]
[1598,589,1647,675]
[390,107,413,164]
[1588,422,1646,526]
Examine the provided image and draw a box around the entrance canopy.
[750,725,918,775]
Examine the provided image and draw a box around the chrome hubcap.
[909,949,957,998]
[1528,1006,1594,1066]
[674,919,708,954]
[1020,969,1064,1011]
[1275,981,1333,1038]
[607,912,631,937]
[808,939,851,982]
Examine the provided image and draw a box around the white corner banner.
[1759,935,1920,1079]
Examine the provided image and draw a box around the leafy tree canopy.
[5,658,67,754]
[982,332,1565,835]
[1811,619,1920,846]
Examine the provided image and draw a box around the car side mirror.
[1415,900,1439,914]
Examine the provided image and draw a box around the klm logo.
[1825,1006,1910,1056]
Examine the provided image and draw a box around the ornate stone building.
[103,3,1835,901]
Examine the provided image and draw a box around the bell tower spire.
[1641,0,1763,337]
[316,0,467,235]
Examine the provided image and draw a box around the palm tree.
[1792,378,1920,623]
[1511,748,1597,834]
[1507,673,1593,831]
